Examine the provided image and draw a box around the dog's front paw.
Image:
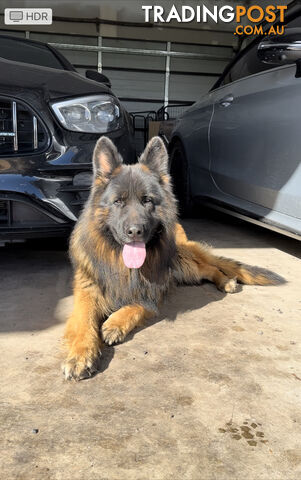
[102,315,126,345]
[62,348,102,381]
[223,277,238,293]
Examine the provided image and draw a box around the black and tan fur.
[62,136,278,380]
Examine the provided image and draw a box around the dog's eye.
[114,199,122,206]
[142,197,153,205]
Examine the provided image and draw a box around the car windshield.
[0,37,65,70]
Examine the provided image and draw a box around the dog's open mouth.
[122,242,146,269]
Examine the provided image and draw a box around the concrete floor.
[1,212,301,480]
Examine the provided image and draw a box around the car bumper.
[0,132,135,243]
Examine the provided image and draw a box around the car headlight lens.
[51,95,122,133]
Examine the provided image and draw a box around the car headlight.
[51,95,122,133]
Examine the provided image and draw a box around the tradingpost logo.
[142,4,288,36]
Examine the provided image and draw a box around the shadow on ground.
[0,239,72,333]
[0,207,298,337]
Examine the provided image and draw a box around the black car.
[0,35,136,244]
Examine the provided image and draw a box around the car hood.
[0,56,111,100]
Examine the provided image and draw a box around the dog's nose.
[126,225,143,240]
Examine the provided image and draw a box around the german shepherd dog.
[62,136,277,380]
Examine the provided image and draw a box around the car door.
[209,37,301,220]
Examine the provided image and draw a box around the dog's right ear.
[92,136,122,180]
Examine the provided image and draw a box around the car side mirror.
[258,28,301,66]
[86,70,111,88]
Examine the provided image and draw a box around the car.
[0,35,135,244]
[168,7,301,240]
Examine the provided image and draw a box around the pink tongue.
[122,242,146,269]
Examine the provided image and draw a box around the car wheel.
[169,140,191,217]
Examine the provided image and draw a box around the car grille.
[0,97,48,155]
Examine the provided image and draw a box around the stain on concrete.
[231,326,245,332]
[219,419,268,447]
[175,395,194,406]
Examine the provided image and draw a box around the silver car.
[168,20,301,240]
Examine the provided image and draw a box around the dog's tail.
[207,253,284,286]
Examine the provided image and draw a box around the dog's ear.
[139,136,168,176]
[93,136,122,179]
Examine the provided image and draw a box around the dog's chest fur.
[93,238,176,313]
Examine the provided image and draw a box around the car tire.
[169,140,192,217]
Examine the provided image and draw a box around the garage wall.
[101,38,231,112]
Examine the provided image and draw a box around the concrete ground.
[1,212,301,480]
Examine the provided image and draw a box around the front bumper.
[0,127,135,242]
[0,192,72,243]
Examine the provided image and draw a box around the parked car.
[168,10,301,240]
[0,35,135,244]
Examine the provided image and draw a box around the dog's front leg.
[102,304,154,345]
[62,275,103,380]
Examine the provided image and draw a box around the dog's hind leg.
[102,304,155,345]
[173,241,238,293]
[62,271,104,380]
[174,223,278,287]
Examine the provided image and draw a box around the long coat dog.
[62,136,276,380]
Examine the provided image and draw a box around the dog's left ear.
[139,136,168,177]
[93,136,122,179]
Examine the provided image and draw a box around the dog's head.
[89,135,177,268]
